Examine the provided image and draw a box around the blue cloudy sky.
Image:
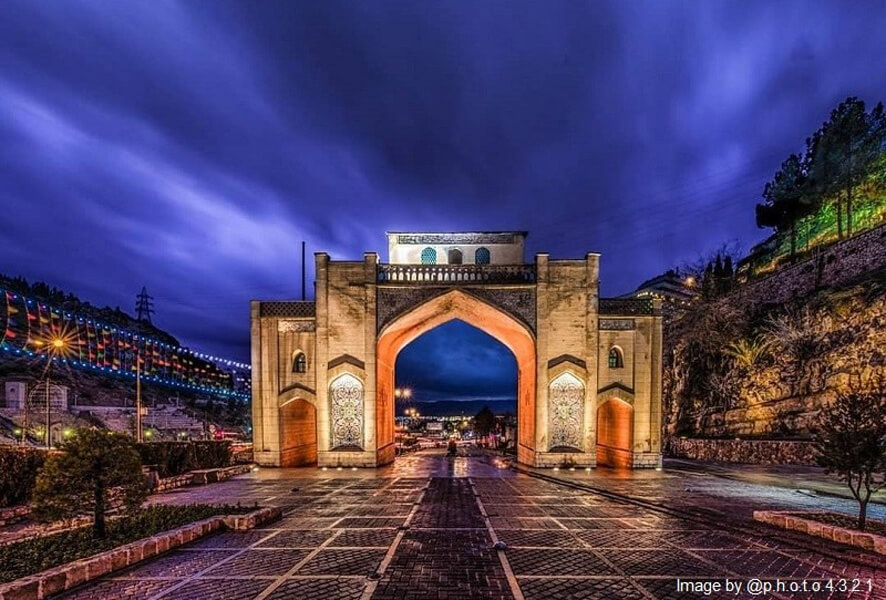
[2,1,885,402]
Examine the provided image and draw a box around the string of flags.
[0,287,250,401]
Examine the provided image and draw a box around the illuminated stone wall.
[664,225,886,458]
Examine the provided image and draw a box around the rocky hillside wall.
[663,226,886,458]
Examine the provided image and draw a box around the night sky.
[2,2,886,403]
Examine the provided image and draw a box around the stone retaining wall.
[0,506,29,528]
[0,506,281,600]
[754,510,886,555]
[738,224,886,307]
[665,437,819,466]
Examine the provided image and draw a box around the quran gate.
[251,232,663,469]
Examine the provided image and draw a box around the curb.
[753,510,886,555]
[0,506,281,600]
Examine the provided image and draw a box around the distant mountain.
[402,399,515,417]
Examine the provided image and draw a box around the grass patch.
[0,503,255,584]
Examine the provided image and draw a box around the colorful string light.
[1,287,250,401]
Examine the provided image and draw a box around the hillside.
[664,225,886,442]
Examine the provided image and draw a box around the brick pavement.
[52,454,886,599]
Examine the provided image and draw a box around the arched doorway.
[395,320,517,454]
[596,398,632,468]
[376,289,536,465]
[279,398,317,467]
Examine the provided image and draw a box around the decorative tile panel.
[376,287,535,333]
[599,319,634,331]
[549,372,584,451]
[260,301,316,318]
[278,320,316,333]
[330,374,364,450]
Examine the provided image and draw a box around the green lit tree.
[31,429,148,537]
[756,153,813,259]
[814,392,886,531]
[806,97,886,238]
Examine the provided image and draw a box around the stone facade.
[252,232,663,469]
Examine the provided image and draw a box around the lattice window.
[292,352,307,373]
[475,247,491,265]
[549,372,584,450]
[330,374,364,450]
[608,347,624,369]
[420,247,437,265]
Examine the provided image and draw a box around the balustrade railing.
[377,264,536,284]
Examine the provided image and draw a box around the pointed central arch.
[375,289,536,465]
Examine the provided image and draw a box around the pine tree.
[31,429,148,537]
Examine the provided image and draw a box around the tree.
[806,97,886,238]
[473,406,496,437]
[814,392,886,531]
[756,154,813,259]
[32,429,148,537]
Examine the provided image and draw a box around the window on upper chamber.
[475,247,490,264]
[608,347,623,369]
[421,247,437,265]
[448,248,463,264]
[292,352,307,373]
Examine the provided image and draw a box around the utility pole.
[136,356,143,442]
[45,374,51,449]
[301,241,306,301]
[135,286,155,324]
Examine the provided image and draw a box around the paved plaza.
[55,452,885,599]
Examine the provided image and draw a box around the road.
[56,451,885,599]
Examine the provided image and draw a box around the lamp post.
[35,338,67,449]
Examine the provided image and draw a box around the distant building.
[4,378,68,411]
[623,270,697,309]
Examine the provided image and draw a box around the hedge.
[0,503,254,583]
[135,441,231,478]
[0,441,232,507]
[0,447,47,508]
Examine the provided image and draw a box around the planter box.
[189,464,253,486]
[754,510,886,555]
[0,506,281,600]
[0,506,30,528]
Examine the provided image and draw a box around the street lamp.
[34,336,69,449]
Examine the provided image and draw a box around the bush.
[0,447,47,508]
[136,441,231,478]
[136,442,195,478]
[32,429,148,537]
[193,440,232,470]
[0,503,255,583]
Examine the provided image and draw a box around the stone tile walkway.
[52,453,886,599]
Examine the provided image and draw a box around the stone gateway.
[251,232,662,468]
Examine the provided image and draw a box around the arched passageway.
[280,398,317,467]
[596,398,632,468]
[376,290,536,465]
